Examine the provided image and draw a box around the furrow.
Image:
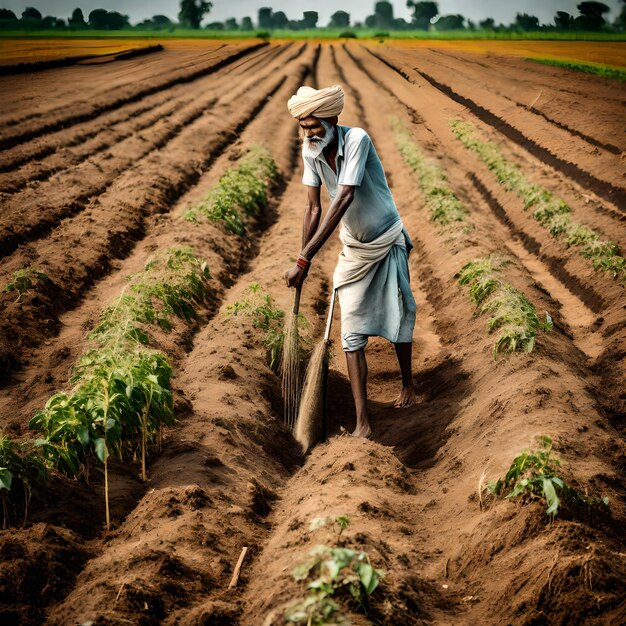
[364,46,626,211]
[0,42,269,151]
[40,47,318,626]
[0,45,302,260]
[424,48,622,156]
[0,61,295,376]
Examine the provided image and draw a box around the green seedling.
[30,246,209,528]
[287,544,383,624]
[390,116,470,229]
[286,515,382,624]
[450,119,626,284]
[92,246,210,341]
[457,255,551,358]
[3,268,49,302]
[0,437,47,529]
[226,282,298,370]
[488,435,609,517]
[186,144,278,234]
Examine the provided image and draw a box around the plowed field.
[0,41,624,625]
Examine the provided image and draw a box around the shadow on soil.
[327,356,470,469]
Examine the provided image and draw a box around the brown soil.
[0,41,624,625]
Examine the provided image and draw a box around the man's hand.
[284,264,308,288]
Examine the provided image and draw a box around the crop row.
[458,255,552,357]
[450,119,626,283]
[185,143,278,234]
[0,146,279,531]
[390,116,550,357]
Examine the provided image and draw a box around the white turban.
[287,85,344,120]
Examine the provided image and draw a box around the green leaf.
[356,562,379,595]
[94,438,108,463]
[0,468,13,492]
[543,477,560,516]
[147,374,159,385]
[76,426,89,446]
[507,478,529,499]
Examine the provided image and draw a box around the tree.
[178,0,213,29]
[479,17,495,30]
[258,7,273,29]
[302,11,318,29]
[555,11,573,29]
[365,14,377,28]
[0,9,17,20]
[374,1,394,29]
[88,9,129,30]
[224,17,238,30]
[407,1,438,30]
[434,14,465,30]
[240,16,253,30]
[88,9,108,29]
[272,11,289,29]
[615,0,626,30]
[69,8,86,28]
[329,10,350,28]
[22,7,42,20]
[514,13,540,31]
[153,15,172,27]
[106,11,129,30]
[575,2,609,29]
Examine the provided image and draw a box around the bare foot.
[394,386,416,408]
[351,423,372,439]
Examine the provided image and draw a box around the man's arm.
[301,184,354,260]
[302,185,322,247]
[285,184,355,288]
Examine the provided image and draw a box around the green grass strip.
[390,116,470,229]
[3,29,626,41]
[458,254,552,358]
[526,57,626,82]
[450,119,626,284]
[186,144,278,235]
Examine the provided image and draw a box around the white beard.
[302,121,335,159]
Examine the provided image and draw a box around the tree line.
[1,1,625,32]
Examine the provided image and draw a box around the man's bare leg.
[345,348,371,438]
[393,342,416,408]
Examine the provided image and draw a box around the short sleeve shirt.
[302,125,402,243]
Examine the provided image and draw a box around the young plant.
[30,247,205,527]
[226,282,294,370]
[185,144,278,234]
[2,267,49,302]
[285,516,383,624]
[390,116,470,230]
[457,255,552,358]
[450,119,626,284]
[0,437,47,529]
[488,435,609,517]
[91,246,211,340]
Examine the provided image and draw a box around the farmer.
[284,84,417,439]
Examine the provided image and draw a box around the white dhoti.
[333,219,416,352]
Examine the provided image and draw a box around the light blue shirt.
[302,125,410,247]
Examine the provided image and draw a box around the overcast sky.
[1,1,622,26]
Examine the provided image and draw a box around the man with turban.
[284,84,416,439]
